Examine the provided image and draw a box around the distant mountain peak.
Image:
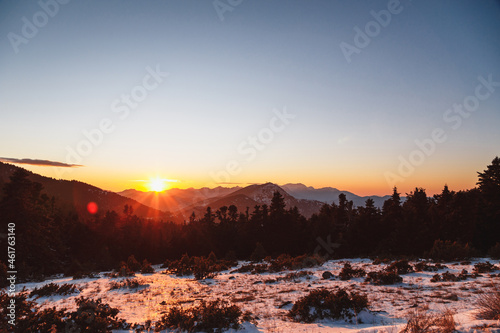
[282,183,314,191]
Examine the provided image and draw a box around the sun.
[147,177,168,192]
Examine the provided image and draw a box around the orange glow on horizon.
[16,163,481,197]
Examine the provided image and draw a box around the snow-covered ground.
[19,258,500,332]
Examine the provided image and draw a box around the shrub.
[0,292,127,332]
[365,270,402,285]
[288,288,369,323]
[156,299,242,332]
[434,309,457,333]
[232,255,322,275]
[339,263,366,280]
[65,297,127,332]
[427,240,477,261]
[268,254,323,272]
[110,261,136,278]
[430,274,441,283]
[430,270,469,283]
[489,243,500,260]
[414,262,447,272]
[140,259,155,274]
[372,258,392,265]
[165,254,235,279]
[109,278,147,290]
[29,283,79,298]
[475,284,500,320]
[231,263,268,274]
[157,306,193,331]
[170,253,194,276]
[126,255,142,272]
[0,291,64,332]
[160,259,171,269]
[473,261,497,274]
[280,270,313,282]
[400,307,456,333]
[193,257,217,280]
[387,260,414,275]
[415,262,436,272]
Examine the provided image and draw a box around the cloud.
[0,157,82,168]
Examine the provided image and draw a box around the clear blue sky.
[1,0,499,195]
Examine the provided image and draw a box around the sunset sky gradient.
[1,0,499,196]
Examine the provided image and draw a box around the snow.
[18,259,500,332]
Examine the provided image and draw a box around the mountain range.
[280,183,393,208]
[117,183,394,219]
[0,161,395,223]
[0,162,169,220]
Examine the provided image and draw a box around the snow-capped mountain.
[281,183,393,208]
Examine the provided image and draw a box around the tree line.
[1,157,499,281]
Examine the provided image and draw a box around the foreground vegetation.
[2,258,499,332]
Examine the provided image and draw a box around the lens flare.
[87,202,98,214]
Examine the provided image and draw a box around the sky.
[0,0,499,196]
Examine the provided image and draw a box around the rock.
[322,271,333,279]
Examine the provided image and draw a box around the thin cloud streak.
[0,157,83,168]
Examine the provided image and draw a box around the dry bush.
[288,288,368,323]
[387,260,414,275]
[365,270,402,285]
[475,284,500,320]
[155,299,242,332]
[430,270,469,283]
[29,283,80,298]
[339,263,366,280]
[400,307,456,333]
[109,278,146,290]
[414,262,445,272]
[473,261,498,274]
[164,253,236,280]
[435,309,456,333]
